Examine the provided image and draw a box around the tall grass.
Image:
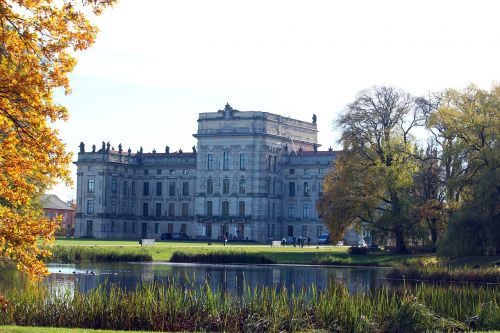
[170,251,275,264]
[0,282,498,332]
[46,246,153,263]
[387,265,500,283]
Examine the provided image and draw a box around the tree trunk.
[390,191,409,254]
[394,223,409,253]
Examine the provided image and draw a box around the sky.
[49,0,500,201]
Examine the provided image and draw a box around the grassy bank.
[387,266,500,284]
[1,328,499,333]
[1,282,498,332]
[46,246,153,263]
[170,251,275,264]
[50,239,432,266]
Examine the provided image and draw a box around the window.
[168,202,175,217]
[267,178,271,195]
[268,155,272,171]
[182,203,189,218]
[289,169,295,174]
[131,202,135,214]
[239,201,245,216]
[206,178,213,195]
[155,203,161,217]
[169,169,175,175]
[222,178,229,194]
[317,226,323,237]
[304,168,309,174]
[86,200,94,214]
[155,223,159,234]
[111,178,118,194]
[113,166,118,173]
[272,202,275,218]
[303,203,310,219]
[169,182,176,196]
[239,177,246,194]
[319,168,324,174]
[221,201,229,217]
[87,178,95,193]
[319,182,324,197]
[304,182,310,197]
[143,203,148,216]
[111,220,115,232]
[111,203,117,214]
[182,182,189,196]
[123,181,128,195]
[156,182,162,196]
[143,182,149,196]
[207,154,213,170]
[132,222,136,233]
[206,201,213,216]
[223,151,229,170]
[123,222,128,233]
[273,156,277,172]
[88,165,94,171]
[273,179,276,195]
[131,182,136,196]
[289,182,296,197]
[288,203,295,218]
[302,225,307,237]
[155,169,160,175]
[239,153,246,170]
[144,170,149,175]
[183,169,189,175]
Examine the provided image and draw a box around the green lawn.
[52,238,433,266]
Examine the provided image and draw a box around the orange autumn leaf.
[0,0,115,279]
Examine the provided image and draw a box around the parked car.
[160,233,172,240]
[161,232,189,240]
[318,233,330,244]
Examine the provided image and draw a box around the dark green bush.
[170,251,275,264]
[348,246,369,255]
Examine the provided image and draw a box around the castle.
[74,104,339,243]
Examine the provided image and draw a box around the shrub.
[348,246,369,255]
[170,251,275,264]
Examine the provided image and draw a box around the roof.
[40,194,74,211]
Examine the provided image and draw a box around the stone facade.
[74,104,339,243]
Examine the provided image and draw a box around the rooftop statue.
[79,142,85,153]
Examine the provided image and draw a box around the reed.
[46,246,153,263]
[169,251,275,264]
[387,265,500,284]
[0,282,498,332]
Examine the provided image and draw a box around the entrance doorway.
[287,225,294,237]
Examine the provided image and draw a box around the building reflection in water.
[36,263,388,296]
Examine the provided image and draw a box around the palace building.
[74,104,339,243]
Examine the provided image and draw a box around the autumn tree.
[318,87,427,253]
[0,0,114,278]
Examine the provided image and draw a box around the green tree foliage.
[434,85,500,257]
[318,87,425,253]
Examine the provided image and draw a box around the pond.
[0,262,390,295]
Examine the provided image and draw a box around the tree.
[0,0,114,279]
[319,87,426,253]
[432,85,500,257]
